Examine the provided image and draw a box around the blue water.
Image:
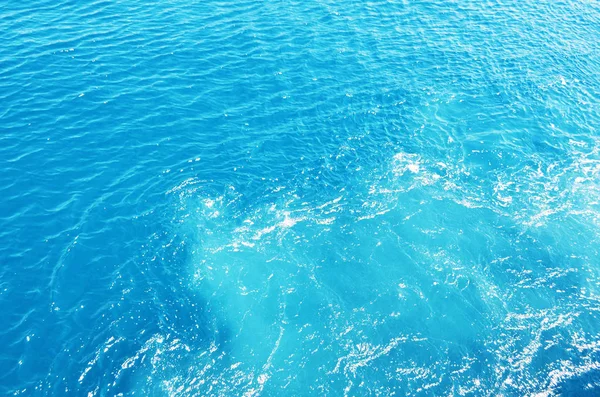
[2,1,600,395]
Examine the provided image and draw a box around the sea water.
[1,0,600,395]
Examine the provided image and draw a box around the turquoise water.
[2,0,600,395]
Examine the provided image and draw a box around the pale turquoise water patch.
[1,0,600,396]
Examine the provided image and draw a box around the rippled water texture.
[2,0,600,395]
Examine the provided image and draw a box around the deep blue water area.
[2,0,600,395]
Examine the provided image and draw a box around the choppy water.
[2,0,600,395]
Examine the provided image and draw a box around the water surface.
[1,0,600,395]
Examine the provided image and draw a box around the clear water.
[2,0,600,395]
